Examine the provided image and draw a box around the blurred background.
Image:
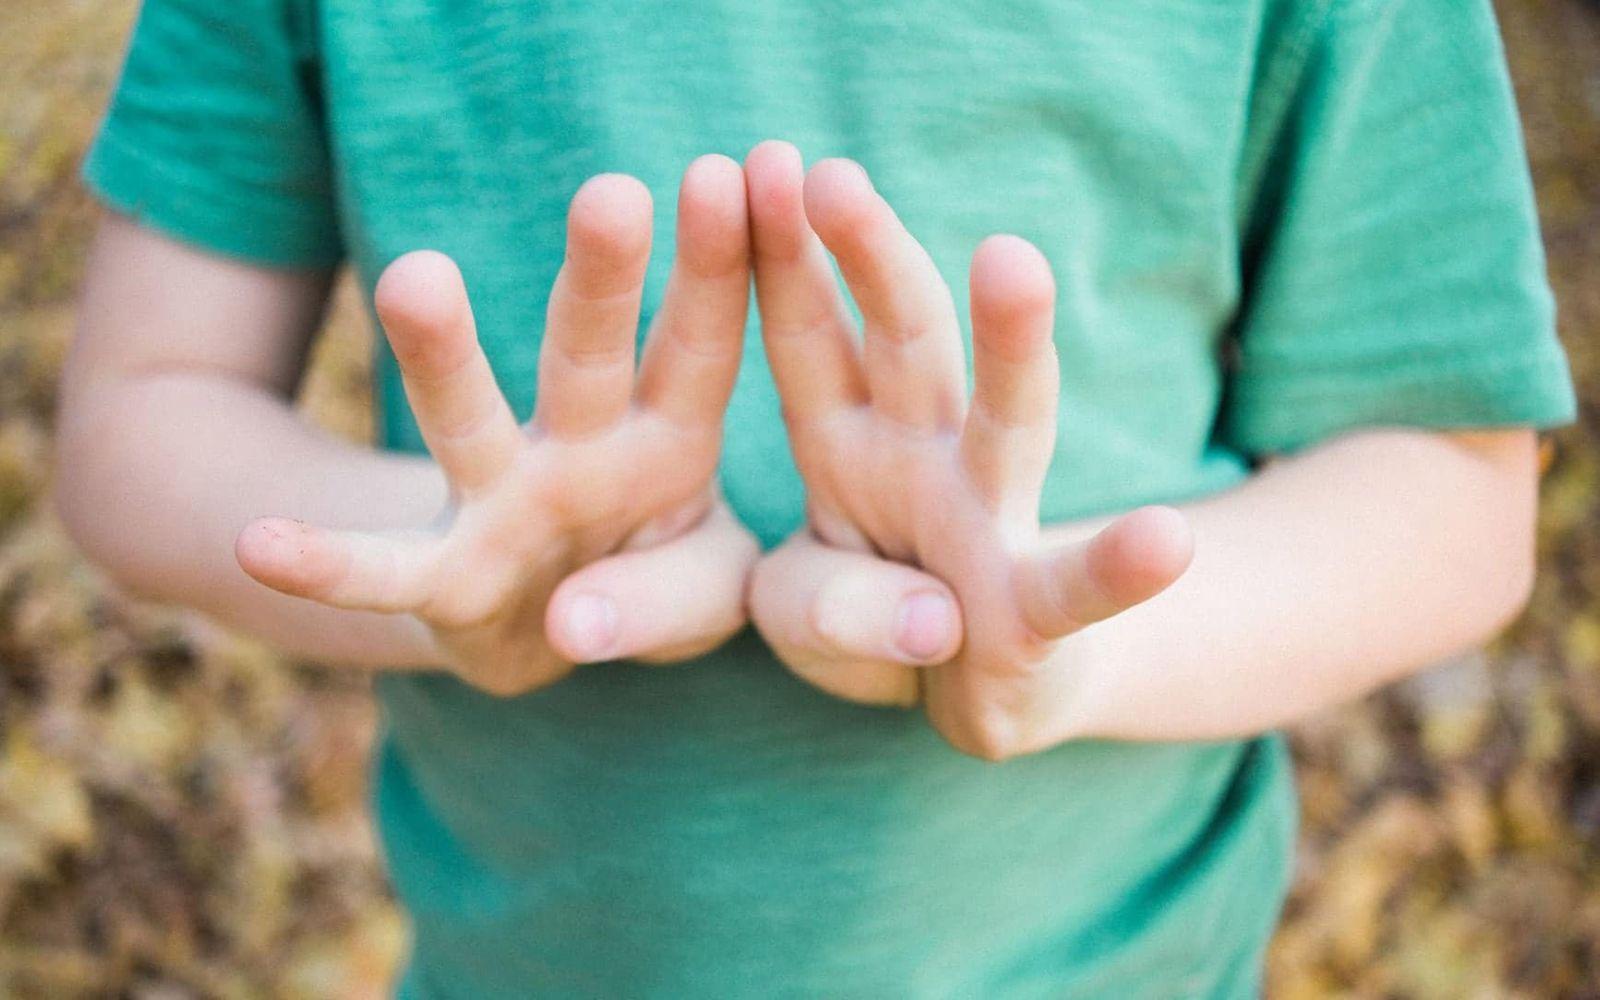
[1,0,1597,996]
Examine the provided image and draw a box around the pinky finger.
[235,517,437,614]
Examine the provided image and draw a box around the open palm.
[743,143,1193,759]
[236,158,758,695]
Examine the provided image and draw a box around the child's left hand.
[741,142,1195,760]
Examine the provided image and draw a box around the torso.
[313,2,1299,994]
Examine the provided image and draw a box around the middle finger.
[802,159,966,432]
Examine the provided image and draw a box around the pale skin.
[56,141,1541,760]
[57,155,762,695]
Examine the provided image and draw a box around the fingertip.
[1125,505,1195,573]
[683,153,747,207]
[970,235,1056,361]
[801,158,876,245]
[374,251,474,367]
[235,517,329,597]
[1091,505,1194,606]
[568,173,654,264]
[811,567,961,666]
[545,587,621,663]
[745,139,802,171]
[743,139,803,199]
[677,154,750,276]
[744,141,808,256]
[375,249,464,316]
[234,516,287,573]
[971,235,1054,310]
[1135,503,1192,537]
[893,589,962,664]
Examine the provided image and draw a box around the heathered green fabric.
[85,0,1574,995]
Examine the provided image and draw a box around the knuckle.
[429,399,504,449]
[940,711,1024,763]
[659,316,740,362]
[473,672,534,698]
[805,591,846,651]
[748,548,797,602]
[422,590,502,631]
[789,656,919,708]
[872,318,939,347]
[765,311,841,344]
[967,393,1034,434]
[462,649,572,697]
[805,575,876,659]
[555,337,635,372]
[777,403,814,438]
[963,729,1020,763]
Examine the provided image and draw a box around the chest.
[311,0,1265,536]
[316,1,1257,291]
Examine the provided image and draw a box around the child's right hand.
[233,157,758,696]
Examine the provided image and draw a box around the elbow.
[1445,429,1542,646]
[51,477,99,571]
[51,370,99,556]
[54,490,161,605]
[1469,488,1540,649]
[1484,522,1537,641]
[51,422,160,604]
[1492,443,1543,641]
[51,449,107,581]
[50,424,92,552]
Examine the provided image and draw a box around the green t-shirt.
[86,0,1574,996]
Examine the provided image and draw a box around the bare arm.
[55,212,447,666]
[57,157,760,690]
[740,145,1542,758]
[1051,428,1538,742]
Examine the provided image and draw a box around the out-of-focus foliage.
[1269,3,1600,996]
[1,4,402,997]
[0,0,1594,996]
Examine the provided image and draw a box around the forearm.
[1054,429,1538,742]
[55,369,449,667]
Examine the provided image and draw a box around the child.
[56,0,1574,996]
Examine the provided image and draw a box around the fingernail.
[894,591,955,663]
[564,593,619,661]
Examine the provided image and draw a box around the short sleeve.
[1219,0,1576,456]
[82,0,343,267]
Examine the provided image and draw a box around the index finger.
[802,159,967,431]
[375,251,523,495]
[744,140,867,428]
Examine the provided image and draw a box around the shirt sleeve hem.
[81,124,344,270]
[1220,343,1578,456]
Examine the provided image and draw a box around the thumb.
[545,503,759,664]
[749,531,964,706]
[1015,505,1194,640]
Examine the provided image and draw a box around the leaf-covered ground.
[1,1,1596,996]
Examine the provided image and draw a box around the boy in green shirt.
[57,0,1574,995]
